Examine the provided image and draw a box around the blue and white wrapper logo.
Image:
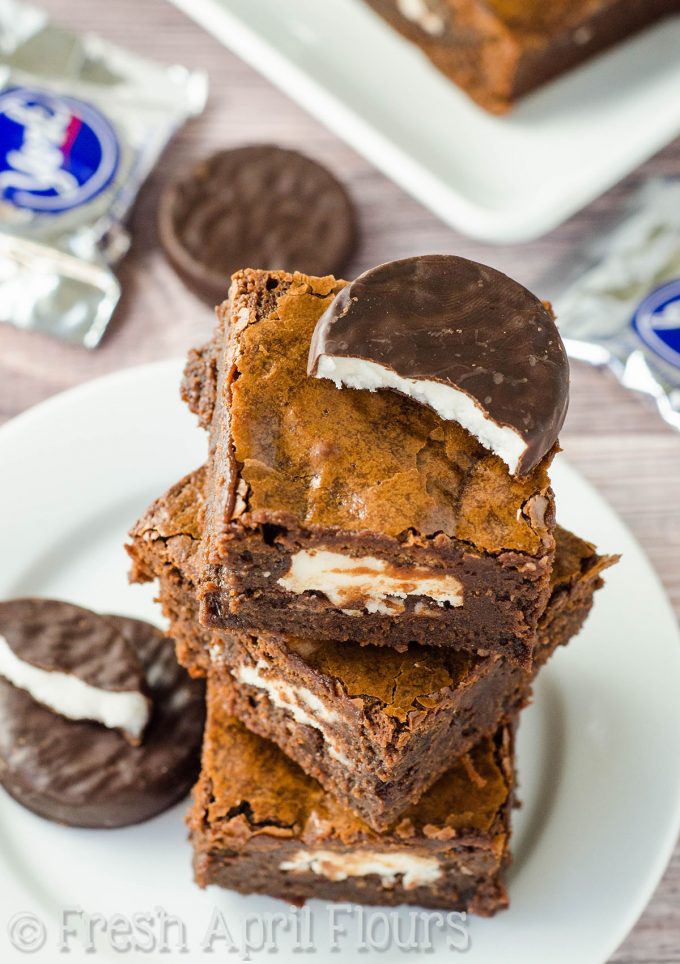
[632,279,680,371]
[0,0,206,346]
[0,86,120,214]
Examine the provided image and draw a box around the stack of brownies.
[128,256,616,915]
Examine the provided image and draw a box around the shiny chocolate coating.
[159,146,357,305]
[308,255,569,475]
[0,611,204,829]
[0,598,146,695]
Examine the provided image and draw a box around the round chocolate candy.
[0,600,204,829]
[0,598,151,745]
[308,254,569,476]
[159,145,357,305]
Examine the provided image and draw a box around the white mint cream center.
[277,548,463,615]
[396,0,446,36]
[0,634,150,740]
[237,659,338,728]
[315,354,526,475]
[280,849,441,890]
[235,659,351,767]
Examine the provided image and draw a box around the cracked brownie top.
[205,268,556,555]
[285,634,474,723]
[200,686,512,841]
[128,465,615,721]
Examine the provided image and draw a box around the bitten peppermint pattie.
[0,598,150,745]
[180,267,558,663]
[308,255,569,477]
[0,601,204,829]
[189,690,515,915]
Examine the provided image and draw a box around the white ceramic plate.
[0,359,679,964]
[167,0,680,243]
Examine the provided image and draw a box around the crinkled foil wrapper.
[541,178,680,432]
[0,0,207,346]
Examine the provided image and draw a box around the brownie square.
[189,684,515,915]
[128,466,615,830]
[362,0,680,113]
[128,466,211,678]
[183,269,559,665]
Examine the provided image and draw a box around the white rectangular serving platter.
[168,0,680,243]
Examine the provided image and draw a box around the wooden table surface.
[1,1,679,959]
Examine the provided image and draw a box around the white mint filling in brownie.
[279,849,442,890]
[395,0,446,36]
[235,658,351,766]
[277,549,464,615]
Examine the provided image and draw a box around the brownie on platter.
[181,258,571,664]
[128,466,616,830]
[362,0,680,113]
[189,684,515,915]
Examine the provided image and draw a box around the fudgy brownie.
[189,685,514,914]
[128,466,210,678]
[128,466,615,829]
[182,266,561,664]
[362,0,680,113]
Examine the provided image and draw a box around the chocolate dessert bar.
[128,467,615,829]
[128,466,210,677]
[189,687,514,914]
[362,0,680,113]
[182,263,565,664]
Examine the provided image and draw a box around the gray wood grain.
[1,1,679,959]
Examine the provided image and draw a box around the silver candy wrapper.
[0,0,207,346]
[541,178,680,432]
